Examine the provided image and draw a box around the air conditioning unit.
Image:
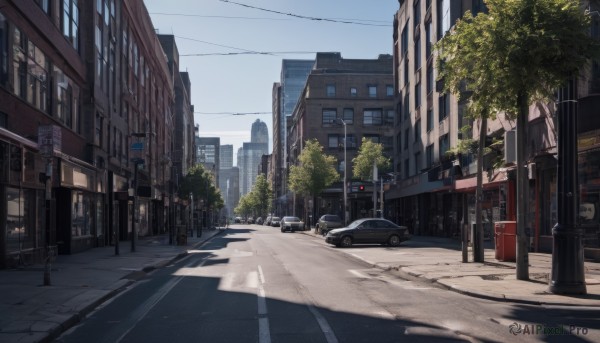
[504,130,516,164]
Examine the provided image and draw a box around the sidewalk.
[0,229,225,343]
[304,230,600,307]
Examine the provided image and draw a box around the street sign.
[131,142,144,151]
[38,125,61,158]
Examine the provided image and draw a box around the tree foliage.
[288,139,339,197]
[352,137,391,181]
[179,164,224,210]
[234,173,273,218]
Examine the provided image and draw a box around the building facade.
[288,52,395,225]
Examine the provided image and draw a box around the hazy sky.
[143,0,398,160]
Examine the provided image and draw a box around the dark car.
[316,214,343,235]
[325,218,410,248]
[264,215,272,226]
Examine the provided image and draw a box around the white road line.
[219,272,235,291]
[257,265,271,343]
[246,271,259,289]
[307,304,339,343]
[115,259,206,343]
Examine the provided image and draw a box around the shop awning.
[454,169,510,192]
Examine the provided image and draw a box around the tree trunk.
[474,116,487,262]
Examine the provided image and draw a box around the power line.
[218,0,392,27]
[149,12,290,21]
[175,35,273,55]
[195,111,271,115]
[181,51,318,57]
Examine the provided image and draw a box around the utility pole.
[515,92,530,280]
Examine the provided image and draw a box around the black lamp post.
[130,132,148,252]
[549,79,586,295]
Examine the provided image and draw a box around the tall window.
[404,128,409,150]
[343,108,354,124]
[322,109,337,124]
[439,134,450,159]
[346,134,357,149]
[426,144,433,168]
[414,119,421,143]
[0,13,7,87]
[385,109,395,125]
[403,92,410,121]
[62,0,79,50]
[404,159,409,178]
[326,84,336,97]
[426,63,434,94]
[54,66,80,130]
[439,93,450,121]
[426,108,434,131]
[35,0,51,14]
[12,30,49,113]
[414,82,421,109]
[350,87,357,96]
[414,152,421,174]
[414,0,421,25]
[401,21,409,56]
[328,134,341,148]
[363,109,383,125]
[426,19,433,57]
[414,37,421,71]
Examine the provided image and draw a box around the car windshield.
[347,220,366,229]
[283,216,300,222]
[272,217,280,221]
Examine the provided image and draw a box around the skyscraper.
[239,120,268,196]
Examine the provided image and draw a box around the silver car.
[280,216,305,232]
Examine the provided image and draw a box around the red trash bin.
[494,221,516,262]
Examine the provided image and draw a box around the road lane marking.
[114,259,206,343]
[246,270,259,289]
[257,265,271,343]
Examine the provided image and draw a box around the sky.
[143,0,399,162]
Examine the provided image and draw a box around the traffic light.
[359,185,365,191]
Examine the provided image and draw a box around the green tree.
[437,0,598,274]
[288,139,339,226]
[179,164,224,213]
[352,137,391,181]
[252,173,272,218]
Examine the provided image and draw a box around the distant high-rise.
[251,119,269,144]
[220,145,233,169]
[239,120,269,196]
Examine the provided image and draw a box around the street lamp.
[337,118,348,225]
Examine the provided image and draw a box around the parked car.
[264,215,272,226]
[325,218,410,248]
[234,217,242,224]
[256,217,264,225]
[316,214,343,235]
[280,216,305,232]
[247,217,255,224]
[270,217,281,227]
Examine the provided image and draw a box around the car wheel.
[281,228,285,232]
[388,235,401,247]
[340,236,353,248]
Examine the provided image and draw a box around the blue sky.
[144,0,398,160]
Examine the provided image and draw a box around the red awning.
[454,169,509,192]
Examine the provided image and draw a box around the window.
[386,85,394,96]
[396,133,402,152]
[404,58,409,86]
[72,191,91,237]
[439,134,450,160]
[427,108,434,131]
[427,64,433,94]
[95,113,103,147]
[326,84,336,97]
[0,13,7,87]
[322,109,337,124]
[414,152,421,174]
[414,0,421,25]
[403,92,410,121]
[54,66,80,130]
[401,21,409,56]
[414,82,421,109]
[404,159,409,178]
[328,134,341,149]
[404,128,409,150]
[363,109,383,125]
[415,119,421,143]
[415,37,421,71]
[35,0,51,14]
[350,87,357,96]
[385,110,395,125]
[439,93,449,121]
[62,0,79,50]
[368,85,377,97]
[343,108,354,124]
[12,30,49,113]
[426,144,433,168]
[426,20,433,57]
[346,134,357,149]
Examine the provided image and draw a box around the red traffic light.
[359,185,365,191]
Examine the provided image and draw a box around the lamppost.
[337,118,348,225]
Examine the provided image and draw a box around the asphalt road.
[56,225,600,343]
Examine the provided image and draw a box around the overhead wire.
[218,0,392,27]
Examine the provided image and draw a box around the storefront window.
[579,148,600,248]
[6,187,35,252]
[72,191,91,236]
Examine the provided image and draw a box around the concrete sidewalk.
[304,230,600,307]
[0,229,225,343]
